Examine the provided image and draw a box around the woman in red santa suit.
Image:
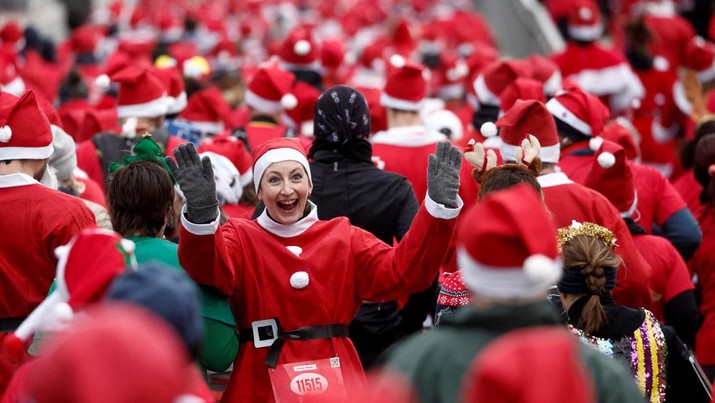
[166,136,463,402]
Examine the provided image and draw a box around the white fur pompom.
[95,74,111,91]
[389,54,405,68]
[290,271,310,289]
[0,125,12,143]
[480,122,498,137]
[53,302,74,324]
[523,254,560,285]
[293,39,311,56]
[597,152,616,168]
[281,93,298,110]
[588,136,603,152]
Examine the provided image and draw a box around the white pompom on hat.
[245,64,298,114]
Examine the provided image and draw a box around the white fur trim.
[180,204,221,235]
[294,40,311,56]
[424,192,463,219]
[0,173,39,188]
[546,98,592,135]
[253,147,312,192]
[289,271,310,289]
[473,74,500,106]
[1,76,25,96]
[480,122,498,137]
[568,23,603,42]
[483,135,502,149]
[597,152,615,168]
[245,89,283,114]
[380,92,424,111]
[239,168,253,187]
[523,254,562,284]
[696,60,715,83]
[279,60,322,71]
[459,248,562,299]
[168,91,188,114]
[117,96,170,118]
[0,125,11,142]
[14,292,67,341]
[543,70,562,95]
[621,192,639,218]
[566,63,639,97]
[370,126,447,147]
[589,136,604,151]
[651,119,676,143]
[500,142,560,163]
[0,143,54,161]
[672,81,692,115]
[437,83,466,100]
[257,201,319,238]
[537,172,574,188]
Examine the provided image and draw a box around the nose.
[280,181,293,195]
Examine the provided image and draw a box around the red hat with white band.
[497,99,560,163]
[457,184,561,299]
[546,87,610,141]
[0,90,53,161]
[245,64,298,115]
[380,55,428,111]
[251,137,311,192]
[568,1,603,42]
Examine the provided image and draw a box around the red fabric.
[540,174,653,308]
[178,204,457,402]
[75,140,105,191]
[645,14,696,71]
[635,234,694,322]
[561,147,687,232]
[58,99,92,140]
[585,140,635,214]
[244,122,289,151]
[689,206,715,365]
[76,176,107,208]
[0,91,52,152]
[672,170,705,219]
[222,203,254,220]
[0,182,95,318]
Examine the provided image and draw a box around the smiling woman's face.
[257,160,312,224]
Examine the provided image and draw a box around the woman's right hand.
[165,143,219,224]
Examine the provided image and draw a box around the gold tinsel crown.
[557,220,618,252]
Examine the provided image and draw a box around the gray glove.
[427,141,462,208]
[165,143,219,224]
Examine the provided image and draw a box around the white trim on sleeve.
[180,204,220,235]
[424,193,463,220]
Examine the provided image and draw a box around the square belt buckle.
[252,319,279,348]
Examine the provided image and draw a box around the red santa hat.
[320,38,346,71]
[682,36,715,83]
[584,138,637,217]
[436,53,470,101]
[546,87,610,141]
[3,229,135,354]
[527,55,562,96]
[463,327,595,403]
[473,60,532,107]
[0,90,53,161]
[15,304,199,403]
[199,133,253,187]
[179,87,230,135]
[0,21,23,46]
[0,54,25,96]
[497,100,560,163]
[69,25,101,55]
[279,27,320,71]
[391,18,416,57]
[498,78,546,113]
[380,55,428,111]
[601,118,640,160]
[153,65,187,114]
[251,137,310,192]
[245,64,298,115]
[568,1,604,42]
[457,183,562,299]
[284,80,322,136]
[111,65,169,118]
[77,107,120,143]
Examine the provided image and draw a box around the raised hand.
[427,141,462,208]
[165,143,219,224]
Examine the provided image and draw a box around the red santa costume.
[371,55,447,204]
[550,1,644,114]
[242,64,296,150]
[495,98,652,308]
[75,65,183,190]
[177,138,461,402]
[584,139,695,331]
[0,91,95,392]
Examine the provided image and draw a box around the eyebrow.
[266,167,304,176]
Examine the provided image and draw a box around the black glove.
[165,143,219,224]
[427,141,462,208]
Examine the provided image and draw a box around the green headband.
[108,135,176,184]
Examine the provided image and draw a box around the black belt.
[238,319,349,368]
[0,317,27,333]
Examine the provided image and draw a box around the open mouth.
[278,200,298,211]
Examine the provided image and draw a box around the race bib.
[269,357,346,402]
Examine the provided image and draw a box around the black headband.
[557,267,617,295]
